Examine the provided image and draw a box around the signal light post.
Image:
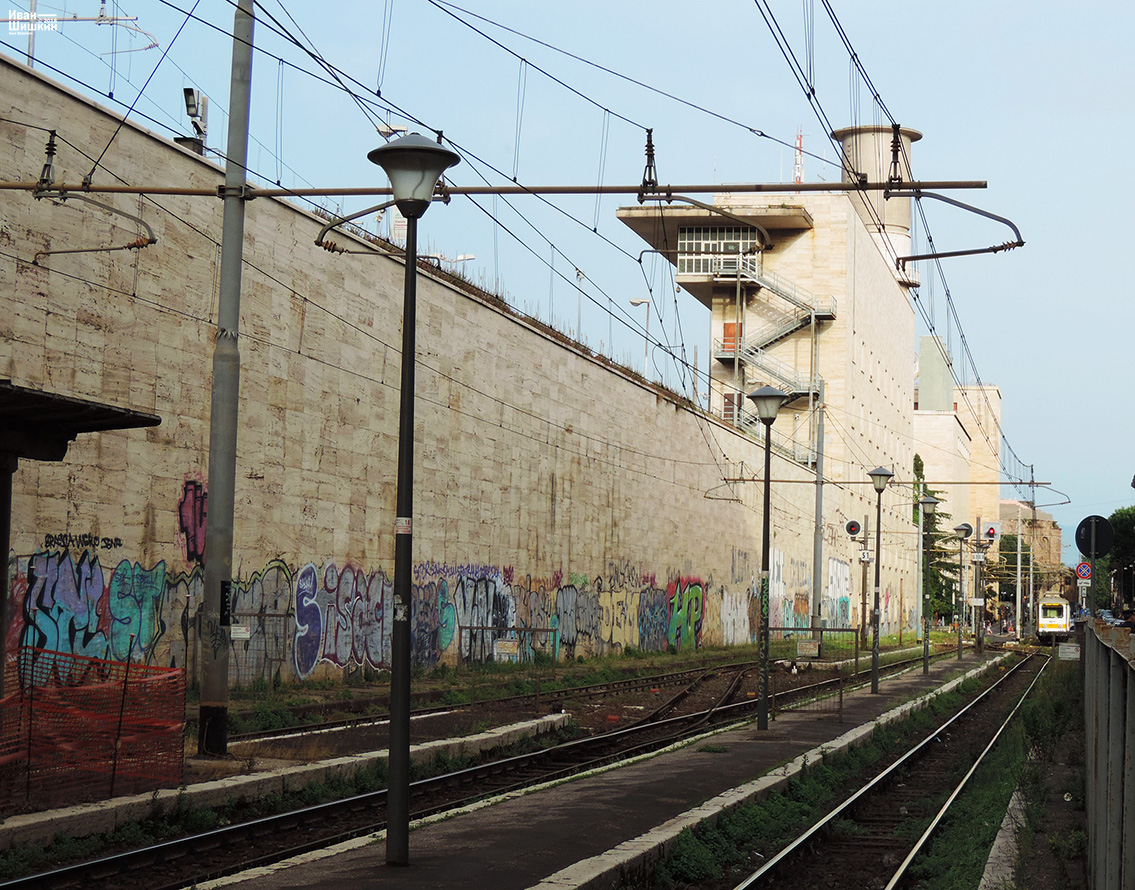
[954,523,973,659]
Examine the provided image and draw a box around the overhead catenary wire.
[20,1,1030,508]
[428,0,842,173]
[85,0,201,185]
[755,0,1039,500]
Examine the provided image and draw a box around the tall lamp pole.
[748,385,787,731]
[367,133,460,867]
[867,467,893,693]
[919,495,939,675]
[954,523,973,660]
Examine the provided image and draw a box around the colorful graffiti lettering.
[667,578,704,651]
[177,480,207,565]
[20,550,168,670]
[8,544,738,686]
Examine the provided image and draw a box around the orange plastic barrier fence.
[0,648,185,814]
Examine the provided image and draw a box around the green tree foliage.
[1098,506,1135,609]
[984,533,1031,597]
[912,454,957,619]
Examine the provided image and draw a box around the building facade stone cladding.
[2,58,918,687]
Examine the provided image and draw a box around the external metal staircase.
[710,256,834,402]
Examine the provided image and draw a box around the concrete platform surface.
[201,651,1007,890]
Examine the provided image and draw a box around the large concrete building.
[617,125,924,633]
[2,58,942,688]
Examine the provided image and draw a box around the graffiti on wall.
[719,584,750,645]
[7,548,721,682]
[177,479,207,565]
[4,482,741,684]
[825,558,851,627]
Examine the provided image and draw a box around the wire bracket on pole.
[887,189,1025,269]
[637,129,658,204]
[216,184,256,200]
[35,130,56,193]
[314,199,398,251]
[30,191,158,263]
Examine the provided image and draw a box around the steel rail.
[226,644,954,744]
[2,650,961,889]
[732,653,1044,890]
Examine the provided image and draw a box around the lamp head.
[367,133,460,220]
[919,495,940,516]
[954,522,973,540]
[867,466,893,493]
[746,385,788,425]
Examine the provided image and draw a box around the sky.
[5,0,1133,565]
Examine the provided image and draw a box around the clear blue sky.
[7,0,1133,564]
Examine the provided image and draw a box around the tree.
[984,533,1031,618]
[912,454,956,620]
[1098,506,1135,610]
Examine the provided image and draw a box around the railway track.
[730,652,1046,890]
[230,644,957,745]
[0,648,966,889]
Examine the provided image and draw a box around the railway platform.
[201,649,1010,890]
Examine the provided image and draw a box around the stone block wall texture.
[1,58,916,687]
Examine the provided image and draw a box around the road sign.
[1077,579,1091,589]
[1076,562,1092,580]
[1075,516,1114,559]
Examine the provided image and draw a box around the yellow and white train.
[1036,594,1072,641]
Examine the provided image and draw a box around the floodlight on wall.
[183,87,207,137]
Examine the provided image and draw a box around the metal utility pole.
[1021,499,1030,640]
[811,382,825,638]
[199,0,254,756]
[1029,467,1037,635]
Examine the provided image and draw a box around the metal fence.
[1084,621,1134,889]
[0,647,186,814]
[769,627,860,719]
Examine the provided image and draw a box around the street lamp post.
[747,385,787,730]
[919,495,939,675]
[954,523,973,660]
[367,133,460,867]
[867,467,893,693]
[630,297,651,377]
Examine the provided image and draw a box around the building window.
[678,226,762,274]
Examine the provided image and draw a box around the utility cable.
[86,0,200,185]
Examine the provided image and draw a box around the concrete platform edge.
[0,714,570,851]
[526,656,1010,890]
